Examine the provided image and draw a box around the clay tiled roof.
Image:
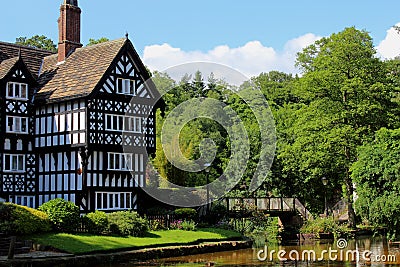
[0,42,54,78]
[0,56,19,80]
[36,38,127,103]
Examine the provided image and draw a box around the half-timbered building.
[0,0,161,212]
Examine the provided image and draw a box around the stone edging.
[0,240,252,267]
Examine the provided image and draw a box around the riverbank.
[0,240,252,267]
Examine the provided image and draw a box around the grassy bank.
[29,228,242,254]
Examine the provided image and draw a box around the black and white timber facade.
[0,0,162,212]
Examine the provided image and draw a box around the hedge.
[0,202,52,235]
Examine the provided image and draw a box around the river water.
[97,237,400,267]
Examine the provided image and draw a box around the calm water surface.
[97,237,400,267]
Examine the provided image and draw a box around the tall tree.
[152,71,230,187]
[281,27,397,227]
[16,35,57,52]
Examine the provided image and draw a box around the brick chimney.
[58,0,82,63]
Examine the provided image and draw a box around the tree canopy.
[16,35,57,52]
[150,27,400,231]
[278,27,398,227]
[87,37,110,46]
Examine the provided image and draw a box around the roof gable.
[0,57,19,80]
[36,38,157,104]
[0,56,35,82]
[0,41,54,78]
[36,38,128,103]
[96,42,156,100]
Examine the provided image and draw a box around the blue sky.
[1,1,400,76]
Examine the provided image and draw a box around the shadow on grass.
[28,228,242,255]
[143,232,162,238]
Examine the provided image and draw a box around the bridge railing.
[227,197,296,212]
[227,197,313,220]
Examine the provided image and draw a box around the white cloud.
[376,22,400,59]
[142,33,321,78]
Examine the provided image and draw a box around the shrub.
[174,208,197,221]
[108,211,148,237]
[300,217,349,238]
[169,219,196,231]
[0,202,51,235]
[211,202,227,218]
[85,211,108,235]
[148,219,167,231]
[169,220,183,230]
[38,198,80,233]
[367,194,400,239]
[181,220,196,231]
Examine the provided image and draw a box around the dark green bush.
[366,194,400,239]
[208,202,228,224]
[174,208,197,221]
[85,211,108,235]
[108,211,148,237]
[38,198,80,233]
[300,217,349,238]
[0,202,51,235]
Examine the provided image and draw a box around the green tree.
[16,35,57,52]
[152,71,232,188]
[87,37,110,46]
[351,128,400,237]
[280,27,397,227]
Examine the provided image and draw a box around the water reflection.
[98,237,400,267]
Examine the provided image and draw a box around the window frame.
[6,82,28,100]
[3,154,25,173]
[105,114,141,133]
[95,192,132,211]
[116,78,136,96]
[108,152,133,171]
[6,116,28,134]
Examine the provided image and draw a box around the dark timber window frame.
[3,154,25,173]
[95,192,132,211]
[6,116,28,134]
[6,82,28,100]
[108,152,133,171]
[116,78,136,96]
[105,114,141,133]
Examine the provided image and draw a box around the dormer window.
[7,82,28,100]
[117,78,136,95]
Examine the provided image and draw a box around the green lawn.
[29,228,242,254]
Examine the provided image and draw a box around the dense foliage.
[352,128,400,237]
[15,35,57,52]
[38,198,81,233]
[174,208,197,220]
[0,202,52,235]
[85,211,109,235]
[87,37,110,46]
[151,26,400,232]
[107,211,148,237]
[300,217,349,238]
